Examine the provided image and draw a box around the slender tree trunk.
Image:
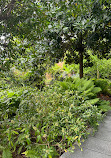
[79,51,83,78]
[97,63,99,79]
[79,32,84,78]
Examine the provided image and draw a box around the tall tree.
[0,0,110,78]
[43,0,111,78]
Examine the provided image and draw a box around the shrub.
[97,100,111,112]
[0,87,29,120]
[84,57,111,80]
[93,79,111,96]
[59,77,101,101]
[0,78,103,158]
[45,62,79,84]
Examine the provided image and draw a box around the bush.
[97,100,111,112]
[60,77,101,101]
[0,87,29,120]
[0,78,104,158]
[45,62,79,84]
[5,67,45,89]
[93,79,111,96]
[84,57,111,80]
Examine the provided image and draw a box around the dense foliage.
[0,0,111,158]
[0,0,111,78]
[0,78,105,158]
[84,50,111,79]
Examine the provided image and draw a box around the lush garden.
[0,0,111,158]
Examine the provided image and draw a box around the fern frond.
[92,87,101,94]
[2,149,12,158]
[86,98,99,105]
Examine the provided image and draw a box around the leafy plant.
[2,149,12,158]
[93,79,111,96]
[0,87,29,120]
[46,62,79,85]
[0,78,103,158]
[59,77,101,102]
[84,52,111,80]
[97,100,111,112]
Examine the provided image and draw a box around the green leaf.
[87,98,99,105]
[7,91,15,97]
[2,149,12,158]
[92,87,101,94]
[12,130,19,135]
[0,145,4,150]
[18,146,23,154]
[22,150,37,158]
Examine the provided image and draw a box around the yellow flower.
[25,135,29,138]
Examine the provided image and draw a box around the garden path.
[60,110,111,158]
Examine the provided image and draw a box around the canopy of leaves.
[42,0,111,61]
[0,0,110,76]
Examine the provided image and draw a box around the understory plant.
[93,78,111,96]
[0,87,29,121]
[45,62,79,85]
[84,53,111,80]
[0,78,104,158]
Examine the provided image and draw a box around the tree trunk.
[97,63,99,79]
[79,51,83,78]
[79,32,84,78]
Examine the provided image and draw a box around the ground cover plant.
[0,78,105,158]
